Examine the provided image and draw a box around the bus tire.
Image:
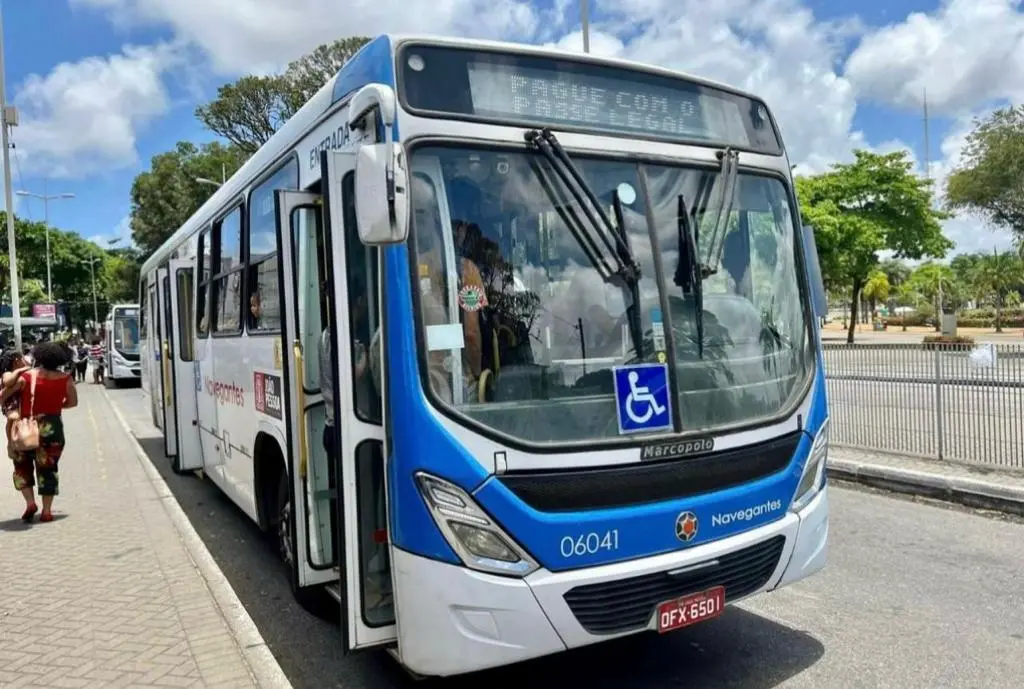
[274,469,321,611]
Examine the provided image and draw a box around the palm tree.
[973,250,1022,332]
[862,270,891,322]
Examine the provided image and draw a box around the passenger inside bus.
[410,173,486,402]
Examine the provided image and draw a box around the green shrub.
[922,335,975,351]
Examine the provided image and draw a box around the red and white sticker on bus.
[254,371,283,419]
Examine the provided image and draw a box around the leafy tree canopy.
[945,106,1024,237]
[195,36,371,154]
[129,141,247,256]
[796,149,952,342]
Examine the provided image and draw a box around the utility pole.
[580,0,590,53]
[923,88,931,181]
[16,182,75,302]
[0,4,21,349]
[84,256,100,326]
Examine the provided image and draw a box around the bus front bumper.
[392,486,828,677]
[109,360,141,379]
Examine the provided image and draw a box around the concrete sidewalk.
[0,383,291,688]
[829,446,1024,517]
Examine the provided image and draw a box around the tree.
[129,141,248,256]
[879,258,911,288]
[906,262,960,330]
[862,269,890,318]
[195,37,371,153]
[796,150,953,343]
[971,250,1022,331]
[946,106,1024,238]
[102,247,143,302]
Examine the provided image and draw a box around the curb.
[828,457,1024,517]
[102,388,294,689]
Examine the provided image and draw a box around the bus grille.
[562,536,786,635]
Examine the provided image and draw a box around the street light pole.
[85,256,99,326]
[580,0,590,53]
[16,185,74,302]
[0,4,22,349]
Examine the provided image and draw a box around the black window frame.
[211,204,245,336]
[244,155,300,336]
[196,227,212,338]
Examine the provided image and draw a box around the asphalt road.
[108,385,1024,689]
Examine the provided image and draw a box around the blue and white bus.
[139,34,830,678]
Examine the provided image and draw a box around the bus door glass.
[324,148,396,650]
[168,259,203,472]
[275,190,339,592]
[157,266,179,457]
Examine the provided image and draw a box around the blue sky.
[3,0,1023,255]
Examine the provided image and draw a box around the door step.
[325,583,342,603]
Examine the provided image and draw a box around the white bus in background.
[139,34,830,678]
[104,303,142,384]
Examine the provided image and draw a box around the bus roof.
[142,33,766,276]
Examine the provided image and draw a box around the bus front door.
[167,259,203,472]
[322,148,396,651]
[275,190,341,595]
[155,265,178,458]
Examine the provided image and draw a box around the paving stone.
[0,384,262,687]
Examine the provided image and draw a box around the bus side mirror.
[801,224,828,319]
[354,142,409,245]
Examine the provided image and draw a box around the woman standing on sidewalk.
[8,342,77,522]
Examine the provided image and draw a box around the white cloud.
[845,0,1024,114]
[592,0,867,173]
[43,0,1024,257]
[71,0,569,75]
[89,215,134,249]
[13,43,180,178]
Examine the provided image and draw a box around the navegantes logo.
[711,499,783,527]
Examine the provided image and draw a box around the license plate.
[656,586,726,633]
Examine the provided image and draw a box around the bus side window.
[212,207,244,334]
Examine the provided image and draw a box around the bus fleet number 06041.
[560,529,620,558]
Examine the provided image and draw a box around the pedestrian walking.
[90,337,105,385]
[7,342,77,522]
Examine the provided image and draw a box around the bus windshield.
[113,308,140,356]
[409,144,814,445]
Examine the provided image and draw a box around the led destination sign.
[398,44,782,155]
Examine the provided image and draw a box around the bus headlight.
[415,472,539,578]
[791,419,828,513]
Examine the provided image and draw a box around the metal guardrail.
[823,342,1024,470]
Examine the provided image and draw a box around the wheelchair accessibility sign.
[613,363,672,434]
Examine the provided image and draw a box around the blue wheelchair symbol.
[613,363,672,434]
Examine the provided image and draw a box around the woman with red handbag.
[8,342,77,522]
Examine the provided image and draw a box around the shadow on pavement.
[0,513,70,531]
[132,415,824,689]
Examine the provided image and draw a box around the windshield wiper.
[612,190,644,360]
[699,147,740,277]
[525,129,641,287]
[677,194,704,359]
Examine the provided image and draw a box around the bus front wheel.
[274,470,321,611]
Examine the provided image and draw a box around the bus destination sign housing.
[397,43,783,155]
